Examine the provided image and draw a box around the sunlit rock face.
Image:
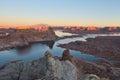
[56,26,120,34]
[86,26,99,31]
[33,24,50,32]
[16,24,50,31]
[0,26,13,29]
[16,26,31,29]
[107,27,119,31]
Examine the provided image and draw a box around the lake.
[0,30,120,66]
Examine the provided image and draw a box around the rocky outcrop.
[0,27,57,50]
[44,51,77,80]
[62,49,74,63]
[0,50,77,80]
[61,50,120,80]
[0,50,119,80]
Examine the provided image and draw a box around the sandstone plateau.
[0,27,57,50]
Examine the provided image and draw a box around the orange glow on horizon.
[16,26,30,29]
[0,18,120,27]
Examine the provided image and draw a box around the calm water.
[0,31,120,66]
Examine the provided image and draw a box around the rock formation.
[0,27,57,50]
[62,49,74,63]
[0,49,119,80]
[0,50,77,80]
[44,51,77,80]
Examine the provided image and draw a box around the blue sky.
[0,0,120,26]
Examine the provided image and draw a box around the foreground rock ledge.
[0,50,119,80]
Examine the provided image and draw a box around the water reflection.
[0,31,120,66]
[15,41,55,55]
[15,45,31,55]
[39,41,55,49]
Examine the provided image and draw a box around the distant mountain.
[31,24,51,27]
[31,24,51,32]
[53,26,120,34]
[0,26,13,29]
[0,24,51,29]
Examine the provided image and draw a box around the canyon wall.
[0,27,57,50]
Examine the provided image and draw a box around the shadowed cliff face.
[0,27,57,51]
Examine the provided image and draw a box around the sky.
[0,0,120,27]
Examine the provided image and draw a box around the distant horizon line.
[0,23,120,28]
